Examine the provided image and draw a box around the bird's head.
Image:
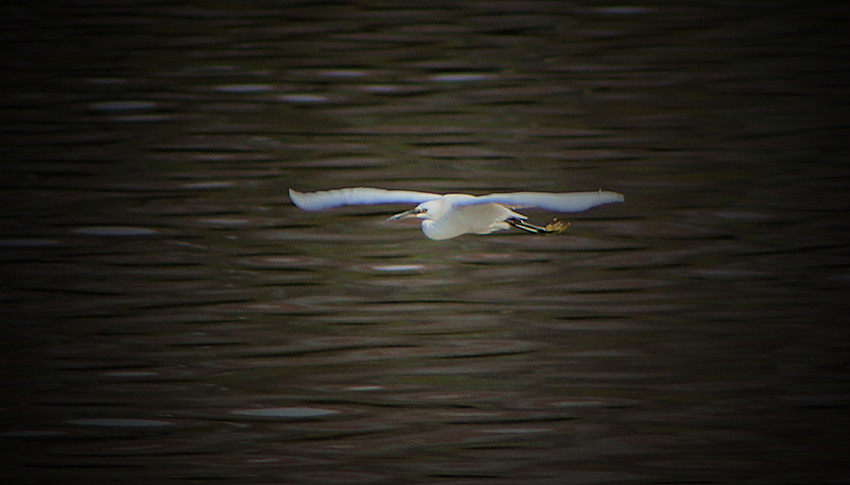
[388,199,446,222]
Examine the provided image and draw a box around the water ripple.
[230,407,339,419]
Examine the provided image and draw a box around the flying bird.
[289,187,623,240]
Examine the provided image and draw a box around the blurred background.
[2,1,848,483]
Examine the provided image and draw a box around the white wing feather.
[289,187,441,211]
[460,190,624,212]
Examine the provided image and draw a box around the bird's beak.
[388,208,419,221]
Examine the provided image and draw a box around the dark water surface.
[2,1,849,484]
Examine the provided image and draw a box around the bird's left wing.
[459,190,624,213]
[289,187,442,211]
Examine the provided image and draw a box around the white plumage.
[289,187,624,240]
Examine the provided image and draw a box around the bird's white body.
[289,187,623,240]
[415,195,524,240]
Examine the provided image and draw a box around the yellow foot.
[545,218,570,234]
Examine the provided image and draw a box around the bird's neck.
[420,219,458,240]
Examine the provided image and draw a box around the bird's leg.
[507,218,570,235]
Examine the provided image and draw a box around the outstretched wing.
[459,190,624,213]
[289,187,442,211]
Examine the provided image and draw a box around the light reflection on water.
[2,1,849,484]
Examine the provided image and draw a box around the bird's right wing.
[462,190,624,213]
[289,187,442,211]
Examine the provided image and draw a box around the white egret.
[289,187,624,240]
